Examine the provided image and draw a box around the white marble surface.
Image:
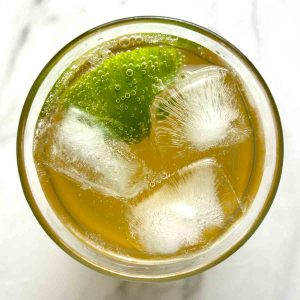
[0,0,300,299]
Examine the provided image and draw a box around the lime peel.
[62,46,183,143]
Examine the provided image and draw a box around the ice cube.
[42,107,152,199]
[129,158,242,255]
[151,66,250,155]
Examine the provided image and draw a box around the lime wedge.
[62,46,182,143]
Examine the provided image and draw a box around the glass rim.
[16,16,284,282]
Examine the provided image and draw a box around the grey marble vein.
[0,0,35,93]
[0,0,34,134]
[205,0,219,34]
[274,238,300,300]
[102,279,200,300]
[0,133,16,146]
[182,275,202,300]
[109,280,162,300]
[5,24,30,82]
[120,0,128,6]
[34,0,44,5]
[251,0,261,47]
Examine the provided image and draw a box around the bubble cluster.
[119,36,130,48]
[126,69,133,76]
[61,45,182,144]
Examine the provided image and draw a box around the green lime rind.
[61,46,182,143]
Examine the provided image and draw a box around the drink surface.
[34,33,255,259]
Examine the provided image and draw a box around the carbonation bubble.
[135,35,143,44]
[126,69,134,76]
